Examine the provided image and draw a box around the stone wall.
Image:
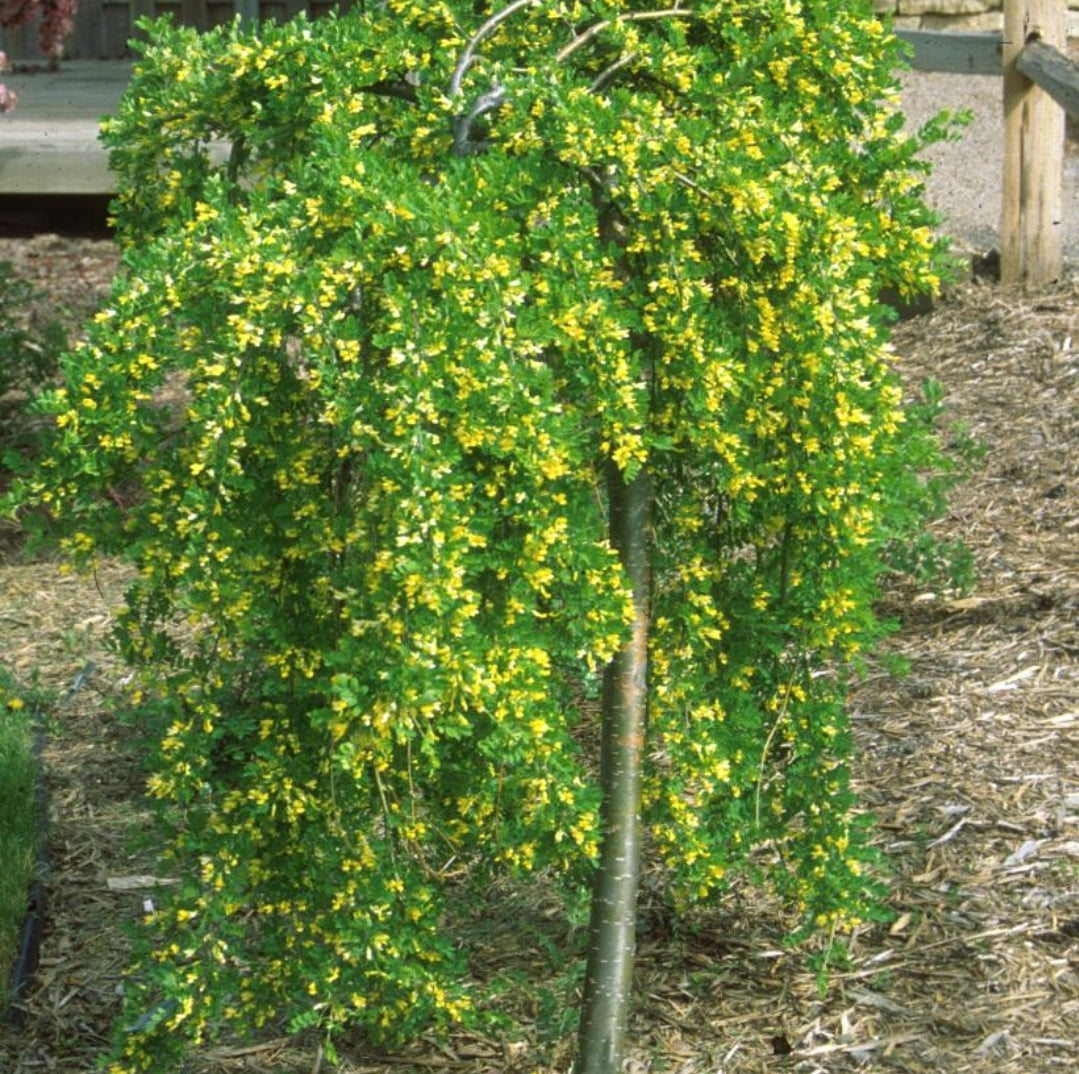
[873,0,1079,41]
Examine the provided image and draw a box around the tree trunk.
[574,462,652,1074]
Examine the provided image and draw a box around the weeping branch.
[452,83,507,156]
[362,77,420,104]
[448,0,536,98]
[449,0,536,156]
[590,52,639,94]
[556,5,694,63]
[449,2,694,156]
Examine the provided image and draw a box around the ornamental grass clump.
[8,1,959,1068]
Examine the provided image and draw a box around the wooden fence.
[897,0,1079,286]
[0,0,355,60]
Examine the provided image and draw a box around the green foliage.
[0,669,39,1013]
[0,261,67,468]
[7,1,958,1066]
[878,379,980,594]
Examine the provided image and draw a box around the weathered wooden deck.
[0,62,131,194]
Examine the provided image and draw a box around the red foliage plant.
[1,0,79,111]
[0,0,78,57]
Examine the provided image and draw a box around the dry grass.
[0,260,1075,1073]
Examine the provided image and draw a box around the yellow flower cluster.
[18,1,954,1065]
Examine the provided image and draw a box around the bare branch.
[363,78,420,104]
[449,0,536,98]
[556,6,694,63]
[452,82,507,156]
[448,0,536,156]
[590,52,638,94]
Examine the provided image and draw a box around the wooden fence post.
[1001,0,1066,286]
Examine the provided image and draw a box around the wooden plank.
[127,0,158,53]
[1001,0,1065,287]
[72,0,100,59]
[895,30,1004,75]
[181,0,207,30]
[100,1,134,59]
[1,20,43,63]
[235,0,261,25]
[1016,36,1079,118]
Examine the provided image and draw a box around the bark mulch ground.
[0,238,1075,1073]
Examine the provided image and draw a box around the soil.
[0,233,1076,1072]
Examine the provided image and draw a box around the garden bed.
[0,240,1075,1073]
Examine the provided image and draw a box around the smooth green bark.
[575,463,652,1074]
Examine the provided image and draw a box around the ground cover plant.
[6,2,962,1070]
[0,669,38,1014]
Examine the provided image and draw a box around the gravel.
[900,69,1079,268]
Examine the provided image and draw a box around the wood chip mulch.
[0,241,1075,1073]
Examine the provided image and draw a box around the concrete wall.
[875,0,1079,41]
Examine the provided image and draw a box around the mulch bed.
[0,242,1075,1073]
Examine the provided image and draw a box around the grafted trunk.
[574,462,652,1074]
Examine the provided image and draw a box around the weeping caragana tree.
[13,2,954,1070]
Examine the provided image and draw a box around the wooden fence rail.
[1016,37,1079,121]
[899,0,1077,287]
[896,29,1005,75]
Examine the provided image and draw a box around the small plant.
[878,379,980,594]
[0,669,39,1013]
[1,261,68,482]
[885,530,975,594]
[0,261,66,399]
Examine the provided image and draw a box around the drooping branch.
[448,0,535,156]
[590,52,638,94]
[362,76,421,104]
[448,0,535,98]
[555,6,694,63]
[448,2,694,156]
[452,82,507,156]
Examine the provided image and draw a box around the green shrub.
[0,260,67,474]
[0,261,65,401]
[0,670,38,1014]
[8,2,959,1067]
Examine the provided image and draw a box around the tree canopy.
[8,2,955,1069]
